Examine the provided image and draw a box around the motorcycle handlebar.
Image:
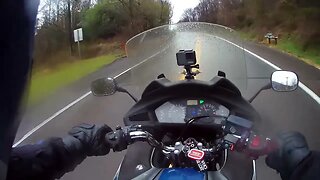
[105,125,278,158]
[105,126,167,152]
[241,135,278,158]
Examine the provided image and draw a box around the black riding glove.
[7,124,113,180]
[63,123,113,156]
[265,131,311,180]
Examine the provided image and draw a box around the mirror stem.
[127,92,138,103]
[248,83,271,103]
[117,87,138,102]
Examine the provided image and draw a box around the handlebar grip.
[105,130,129,152]
[263,138,278,154]
[245,135,278,158]
[105,126,162,152]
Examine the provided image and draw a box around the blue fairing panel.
[159,168,205,180]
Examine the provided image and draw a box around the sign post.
[73,28,83,58]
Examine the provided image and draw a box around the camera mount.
[176,50,199,79]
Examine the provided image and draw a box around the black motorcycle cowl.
[124,76,261,128]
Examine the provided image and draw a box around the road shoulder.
[244,42,320,96]
[15,57,133,143]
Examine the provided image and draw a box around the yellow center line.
[195,37,202,64]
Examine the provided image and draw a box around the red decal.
[230,144,234,151]
[188,149,204,160]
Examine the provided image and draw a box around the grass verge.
[238,31,320,68]
[28,54,119,105]
[274,39,320,68]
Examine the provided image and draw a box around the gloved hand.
[64,123,113,156]
[265,131,311,180]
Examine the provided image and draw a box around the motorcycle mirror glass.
[91,77,117,96]
[271,71,299,92]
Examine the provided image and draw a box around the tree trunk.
[56,0,59,22]
[67,0,74,55]
[160,0,164,24]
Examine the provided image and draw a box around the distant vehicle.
[91,23,298,180]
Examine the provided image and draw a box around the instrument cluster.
[155,99,230,124]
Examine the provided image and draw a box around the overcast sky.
[170,0,199,23]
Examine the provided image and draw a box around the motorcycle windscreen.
[121,22,273,98]
[159,168,204,180]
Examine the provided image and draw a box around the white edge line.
[13,46,170,147]
[13,91,92,147]
[216,36,320,105]
[114,45,169,79]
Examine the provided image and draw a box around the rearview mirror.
[271,71,298,92]
[91,77,117,96]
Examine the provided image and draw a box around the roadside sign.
[265,32,274,38]
[264,32,278,45]
[74,28,83,42]
[74,28,83,58]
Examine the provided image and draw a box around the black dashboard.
[124,77,261,127]
[155,99,230,124]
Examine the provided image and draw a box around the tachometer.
[198,103,217,116]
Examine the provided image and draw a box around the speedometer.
[198,103,217,116]
[155,102,186,123]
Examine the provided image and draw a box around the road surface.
[15,26,320,180]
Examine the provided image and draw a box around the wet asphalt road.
[15,29,320,180]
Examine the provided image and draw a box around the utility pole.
[67,0,74,55]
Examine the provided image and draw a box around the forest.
[34,0,320,68]
[33,0,172,68]
[180,0,320,65]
